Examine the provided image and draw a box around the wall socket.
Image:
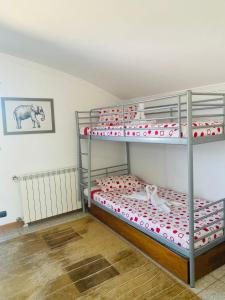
[0,211,7,218]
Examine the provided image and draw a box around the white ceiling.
[0,0,225,99]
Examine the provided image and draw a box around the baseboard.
[27,209,83,225]
[0,220,24,232]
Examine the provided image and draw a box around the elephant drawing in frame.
[13,105,45,129]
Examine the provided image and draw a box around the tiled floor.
[0,213,225,299]
[0,213,198,299]
[195,269,225,299]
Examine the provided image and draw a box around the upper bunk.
[76,90,225,145]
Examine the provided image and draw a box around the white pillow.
[134,103,145,120]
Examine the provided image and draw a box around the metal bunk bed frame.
[75,90,225,287]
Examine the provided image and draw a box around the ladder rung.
[79,167,88,171]
[81,153,88,155]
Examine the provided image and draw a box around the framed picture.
[1,97,55,135]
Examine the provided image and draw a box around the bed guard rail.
[193,197,225,255]
[79,164,129,189]
[76,91,225,143]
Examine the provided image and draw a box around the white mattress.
[80,120,223,139]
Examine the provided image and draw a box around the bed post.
[126,142,131,174]
[87,110,92,208]
[223,94,225,139]
[187,90,195,287]
[75,111,85,212]
[122,104,130,175]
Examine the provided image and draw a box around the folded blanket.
[146,185,171,214]
[124,191,148,201]
[124,185,184,214]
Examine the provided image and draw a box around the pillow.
[132,103,156,125]
[125,105,137,122]
[95,176,115,191]
[95,174,145,193]
[134,103,145,120]
[98,108,120,126]
[98,105,137,126]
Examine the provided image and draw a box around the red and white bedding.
[90,186,224,250]
[80,120,223,139]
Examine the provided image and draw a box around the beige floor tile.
[148,283,200,300]
[218,273,225,284]
[210,265,225,279]
[192,274,217,294]
[198,280,225,300]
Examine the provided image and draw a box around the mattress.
[89,186,223,250]
[80,120,223,139]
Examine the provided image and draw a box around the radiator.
[13,167,81,224]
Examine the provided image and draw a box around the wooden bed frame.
[89,203,225,283]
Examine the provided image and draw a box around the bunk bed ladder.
[75,111,86,212]
[87,111,92,208]
[76,110,92,210]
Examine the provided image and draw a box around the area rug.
[0,215,199,299]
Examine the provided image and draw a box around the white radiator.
[14,167,81,224]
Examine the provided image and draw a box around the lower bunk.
[84,174,225,285]
[89,202,225,284]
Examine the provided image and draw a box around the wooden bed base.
[89,203,225,283]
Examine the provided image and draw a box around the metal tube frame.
[223,95,225,139]
[187,90,195,287]
[87,110,92,208]
[126,142,130,174]
[75,90,225,288]
[75,111,85,212]
[178,96,182,137]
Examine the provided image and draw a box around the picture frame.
[1,97,55,135]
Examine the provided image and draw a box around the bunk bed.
[75,90,225,287]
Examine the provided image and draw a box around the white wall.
[0,53,124,225]
[130,83,225,202]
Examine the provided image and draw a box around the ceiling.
[0,0,225,99]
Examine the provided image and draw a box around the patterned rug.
[0,215,199,299]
